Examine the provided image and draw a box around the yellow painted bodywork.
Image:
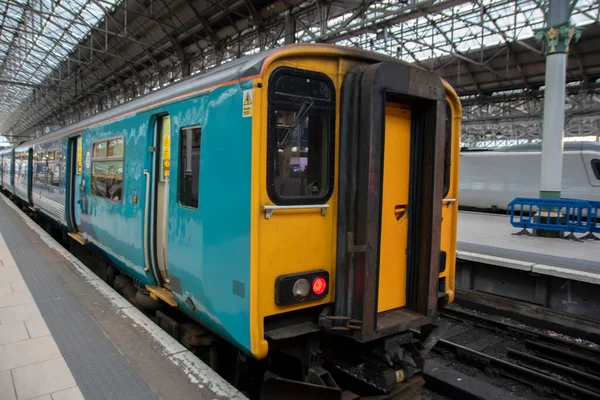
[146,285,178,307]
[249,50,358,359]
[377,103,411,312]
[440,80,462,305]
[68,232,86,245]
[247,45,462,360]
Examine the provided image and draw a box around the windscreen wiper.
[277,98,314,150]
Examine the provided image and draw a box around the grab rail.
[263,204,329,219]
[142,170,153,274]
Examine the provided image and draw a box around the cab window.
[91,137,124,202]
[267,67,335,205]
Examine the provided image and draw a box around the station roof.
[0,0,598,145]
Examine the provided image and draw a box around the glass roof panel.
[0,0,598,138]
[0,0,122,135]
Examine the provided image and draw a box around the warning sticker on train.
[242,89,252,117]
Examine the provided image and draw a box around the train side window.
[592,159,600,180]
[48,149,61,187]
[16,154,27,181]
[178,126,201,208]
[107,138,124,157]
[91,137,124,202]
[93,141,107,158]
[36,152,47,185]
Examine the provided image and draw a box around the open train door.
[334,62,447,347]
[66,135,85,245]
[153,115,171,285]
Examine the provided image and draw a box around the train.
[459,142,600,210]
[0,44,461,399]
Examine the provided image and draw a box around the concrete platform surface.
[457,211,600,283]
[0,232,84,400]
[0,194,245,400]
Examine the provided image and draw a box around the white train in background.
[459,142,600,210]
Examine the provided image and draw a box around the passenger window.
[36,153,47,185]
[267,68,335,205]
[93,142,107,158]
[16,154,27,180]
[107,138,124,157]
[178,126,201,208]
[593,159,600,180]
[91,138,124,202]
[48,149,61,187]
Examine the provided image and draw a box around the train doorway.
[377,103,411,312]
[152,115,171,285]
[67,135,85,242]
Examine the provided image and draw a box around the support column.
[536,0,583,199]
[284,12,296,45]
[181,58,191,78]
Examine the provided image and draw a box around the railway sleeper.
[436,339,600,400]
[524,340,600,375]
[442,307,600,360]
[507,349,600,394]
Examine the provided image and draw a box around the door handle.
[143,170,152,273]
[394,204,407,221]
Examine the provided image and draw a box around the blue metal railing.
[586,200,600,239]
[507,197,599,240]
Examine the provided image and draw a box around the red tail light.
[312,277,327,295]
[275,270,329,306]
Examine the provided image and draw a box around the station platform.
[457,211,600,284]
[456,211,600,336]
[0,195,244,400]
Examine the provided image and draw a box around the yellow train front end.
[249,44,461,398]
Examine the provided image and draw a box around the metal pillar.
[284,13,296,45]
[536,0,582,199]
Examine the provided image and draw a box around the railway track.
[427,306,600,399]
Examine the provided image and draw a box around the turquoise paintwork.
[76,80,253,352]
[78,117,154,286]
[3,79,255,355]
[166,81,253,352]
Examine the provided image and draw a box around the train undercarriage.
[1,190,444,400]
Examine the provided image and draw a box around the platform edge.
[0,193,246,400]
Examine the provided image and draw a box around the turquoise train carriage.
[0,44,462,399]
